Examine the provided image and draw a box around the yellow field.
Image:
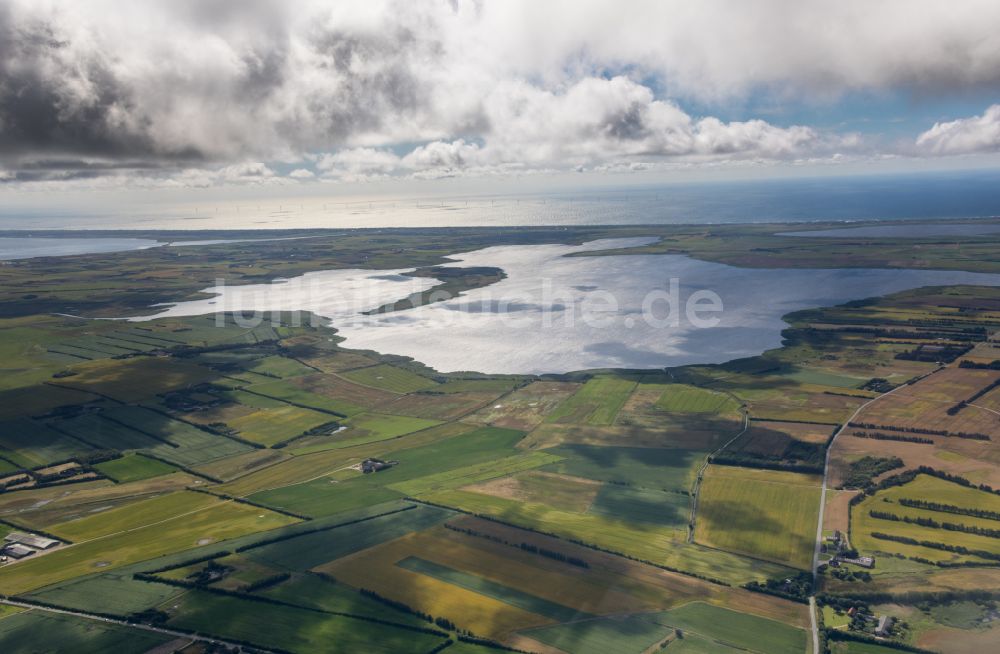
[696,465,822,569]
[319,530,554,638]
[448,516,810,629]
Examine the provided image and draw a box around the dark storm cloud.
[3,1,1000,187]
[0,8,155,161]
[295,26,427,143]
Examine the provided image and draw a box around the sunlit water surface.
[135,238,1000,374]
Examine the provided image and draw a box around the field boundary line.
[687,404,749,544]
[328,370,406,395]
[969,402,1000,417]
[47,496,239,548]
[0,598,280,653]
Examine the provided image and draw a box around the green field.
[546,377,637,425]
[521,602,802,654]
[92,453,177,483]
[100,406,252,466]
[852,474,1000,564]
[51,357,215,403]
[587,484,691,528]
[377,425,527,482]
[26,570,186,616]
[0,418,93,467]
[165,589,447,654]
[655,384,741,414]
[542,444,704,493]
[244,355,316,379]
[246,425,526,515]
[696,465,822,569]
[422,488,791,583]
[249,474,404,517]
[0,610,172,653]
[227,405,335,446]
[830,641,909,654]
[342,364,439,393]
[522,613,676,654]
[49,412,159,451]
[654,602,806,654]
[244,503,452,570]
[397,556,588,621]
[0,498,298,595]
[48,490,219,541]
[388,451,562,496]
[433,378,521,394]
[259,572,429,626]
[243,379,364,415]
[338,412,443,445]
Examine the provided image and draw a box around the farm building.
[875,615,895,637]
[839,554,875,568]
[5,531,59,549]
[361,458,397,474]
[1,543,35,559]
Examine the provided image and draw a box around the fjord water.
[0,236,160,260]
[138,238,1000,374]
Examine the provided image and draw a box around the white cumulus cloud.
[916,105,1000,155]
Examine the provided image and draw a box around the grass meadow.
[696,465,821,569]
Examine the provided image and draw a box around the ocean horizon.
[3,169,1000,231]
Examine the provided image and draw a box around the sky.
[3,0,1000,217]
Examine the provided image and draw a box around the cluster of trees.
[896,343,973,363]
[709,453,823,474]
[849,430,933,444]
[187,561,232,586]
[870,532,1000,562]
[860,377,894,392]
[869,510,1000,538]
[947,376,1000,416]
[822,325,985,341]
[842,456,904,491]
[518,543,589,568]
[241,572,291,593]
[272,420,343,449]
[358,589,471,640]
[898,498,1000,521]
[743,572,812,602]
[455,634,531,652]
[959,359,1000,370]
[820,564,871,583]
[848,422,989,441]
[443,523,588,568]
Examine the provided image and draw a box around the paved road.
[807,373,928,654]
